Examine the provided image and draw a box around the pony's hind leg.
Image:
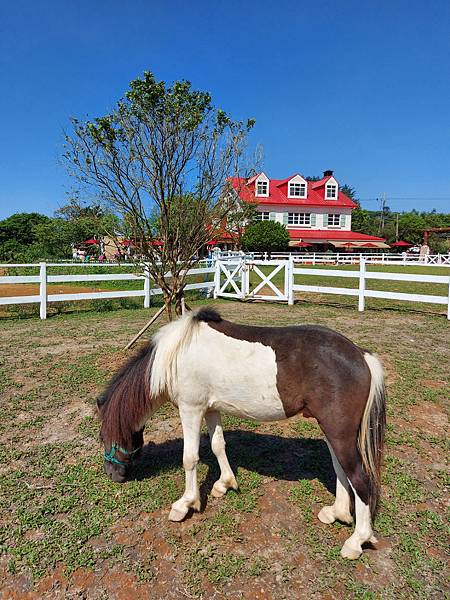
[318,439,353,525]
[327,438,375,559]
[205,411,238,497]
[168,407,203,522]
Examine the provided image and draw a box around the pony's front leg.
[168,407,202,522]
[205,411,238,498]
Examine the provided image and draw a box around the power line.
[358,197,450,201]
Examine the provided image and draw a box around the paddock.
[0,301,448,599]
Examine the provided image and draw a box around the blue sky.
[1,0,449,220]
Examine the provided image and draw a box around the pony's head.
[97,343,157,483]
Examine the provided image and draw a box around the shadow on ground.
[129,431,334,507]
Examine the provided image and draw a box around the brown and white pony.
[97,307,386,559]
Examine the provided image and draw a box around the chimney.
[323,170,333,177]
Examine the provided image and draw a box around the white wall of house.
[257,205,352,230]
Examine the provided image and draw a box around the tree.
[241,221,290,254]
[220,198,259,249]
[64,71,254,317]
[0,213,50,261]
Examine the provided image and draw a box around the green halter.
[104,443,140,466]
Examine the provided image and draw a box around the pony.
[97,307,386,560]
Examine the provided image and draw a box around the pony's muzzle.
[103,460,128,483]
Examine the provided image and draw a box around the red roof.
[288,230,386,242]
[230,174,357,208]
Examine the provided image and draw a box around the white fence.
[1,259,449,320]
[217,251,450,266]
[214,258,450,319]
[0,262,215,319]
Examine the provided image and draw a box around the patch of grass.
[222,414,259,430]
[289,418,321,438]
[78,415,99,439]
[0,300,448,598]
[224,469,262,513]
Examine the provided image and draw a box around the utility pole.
[395,213,399,241]
[378,193,387,235]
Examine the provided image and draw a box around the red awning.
[83,238,99,245]
[293,241,312,247]
[390,241,413,247]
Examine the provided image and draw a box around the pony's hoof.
[168,506,188,522]
[212,482,227,498]
[318,506,335,524]
[340,541,362,560]
[369,535,378,544]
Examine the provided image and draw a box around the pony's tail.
[149,307,221,398]
[358,352,386,517]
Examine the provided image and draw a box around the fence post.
[358,257,366,312]
[144,263,151,308]
[239,259,250,299]
[312,252,316,265]
[39,262,47,320]
[287,256,294,305]
[213,259,220,299]
[447,276,450,321]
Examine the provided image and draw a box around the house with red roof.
[228,170,388,250]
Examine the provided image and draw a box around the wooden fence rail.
[0,262,215,319]
[1,259,449,320]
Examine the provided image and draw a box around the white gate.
[214,259,294,304]
[214,260,246,299]
[246,261,288,301]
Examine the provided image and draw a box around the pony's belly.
[208,392,286,422]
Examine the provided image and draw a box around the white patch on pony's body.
[175,323,286,421]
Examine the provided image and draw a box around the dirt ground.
[0,284,110,297]
[0,301,448,599]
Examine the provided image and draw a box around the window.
[326,184,337,199]
[327,214,341,226]
[256,180,268,196]
[256,211,270,221]
[288,213,311,226]
[289,182,306,197]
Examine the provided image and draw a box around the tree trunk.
[163,291,173,321]
[174,289,184,316]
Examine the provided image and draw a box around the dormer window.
[287,174,308,199]
[326,185,337,199]
[325,178,339,200]
[256,180,268,196]
[289,182,307,197]
[254,173,269,197]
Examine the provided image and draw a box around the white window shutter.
[340,214,346,227]
[310,213,316,226]
[270,212,276,221]
[282,212,289,225]
[323,214,328,227]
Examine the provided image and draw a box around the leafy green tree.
[221,198,259,249]
[64,70,254,317]
[351,209,378,236]
[0,213,50,261]
[241,221,290,254]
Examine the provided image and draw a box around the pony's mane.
[149,307,222,398]
[97,342,156,450]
